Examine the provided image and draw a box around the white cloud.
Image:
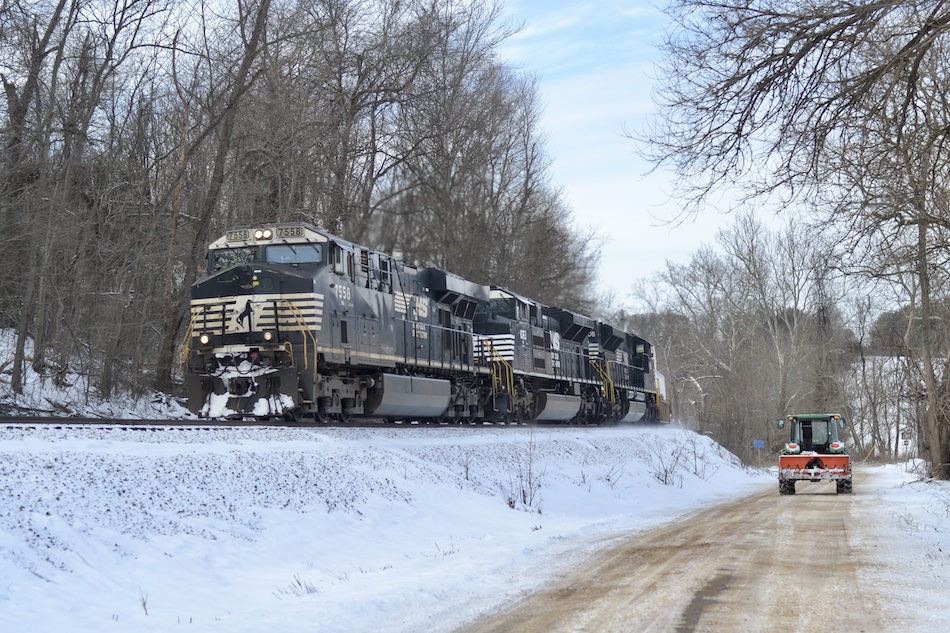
[499,1,720,300]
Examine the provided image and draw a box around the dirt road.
[457,473,887,633]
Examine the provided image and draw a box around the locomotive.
[183,223,670,424]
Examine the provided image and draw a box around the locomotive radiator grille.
[256,298,323,332]
[474,334,515,363]
[190,292,324,335]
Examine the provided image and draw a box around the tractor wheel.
[779,480,795,495]
[836,479,853,494]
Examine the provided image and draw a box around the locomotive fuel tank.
[362,374,452,417]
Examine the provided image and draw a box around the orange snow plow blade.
[779,454,851,480]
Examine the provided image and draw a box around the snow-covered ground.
[0,329,190,420]
[2,331,949,631]
[0,424,751,632]
[853,460,950,631]
[1,424,948,633]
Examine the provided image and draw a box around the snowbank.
[854,461,950,632]
[3,331,949,630]
[0,329,190,420]
[0,425,767,632]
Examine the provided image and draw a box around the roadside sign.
[753,440,765,449]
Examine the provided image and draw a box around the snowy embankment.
[0,424,768,632]
[3,334,949,631]
[0,329,189,420]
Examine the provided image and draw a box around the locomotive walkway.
[457,470,909,632]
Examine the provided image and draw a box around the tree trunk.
[152,0,272,392]
[916,219,947,478]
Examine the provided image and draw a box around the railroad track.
[0,415,548,431]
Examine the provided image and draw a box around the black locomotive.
[184,223,670,424]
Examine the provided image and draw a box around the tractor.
[777,413,852,495]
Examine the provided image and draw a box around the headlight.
[198,333,212,346]
[829,441,845,454]
[254,228,273,240]
[784,442,801,455]
[262,330,275,342]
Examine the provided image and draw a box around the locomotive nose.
[232,265,258,289]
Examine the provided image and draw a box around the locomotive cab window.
[379,258,392,292]
[488,298,512,317]
[332,244,351,276]
[209,247,257,273]
[266,243,322,266]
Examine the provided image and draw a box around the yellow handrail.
[177,310,200,373]
[592,360,616,404]
[281,300,319,383]
[485,340,514,398]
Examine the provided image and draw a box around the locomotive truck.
[777,413,852,494]
[183,223,670,424]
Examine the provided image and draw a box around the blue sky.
[498,0,731,302]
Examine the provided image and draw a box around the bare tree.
[641,0,950,477]
[625,214,848,461]
[1,0,77,393]
[382,10,599,309]
[0,0,599,407]
[229,0,443,239]
[1,0,172,396]
[153,0,273,391]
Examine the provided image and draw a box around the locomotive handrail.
[485,340,514,399]
[592,360,616,404]
[178,311,200,373]
[281,300,319,383]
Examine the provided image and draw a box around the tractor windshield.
[793,419,832,452]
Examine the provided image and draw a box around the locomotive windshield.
[266,243,322,265]
[209,247,257,273]
[208,243,324,273]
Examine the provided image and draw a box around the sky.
[498,1,733,301]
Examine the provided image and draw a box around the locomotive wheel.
[339,398,356,423]
[314,397,331,424]
[432,412,454,425]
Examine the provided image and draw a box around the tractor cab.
[779,414,844,453]
[777,413,852,495]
